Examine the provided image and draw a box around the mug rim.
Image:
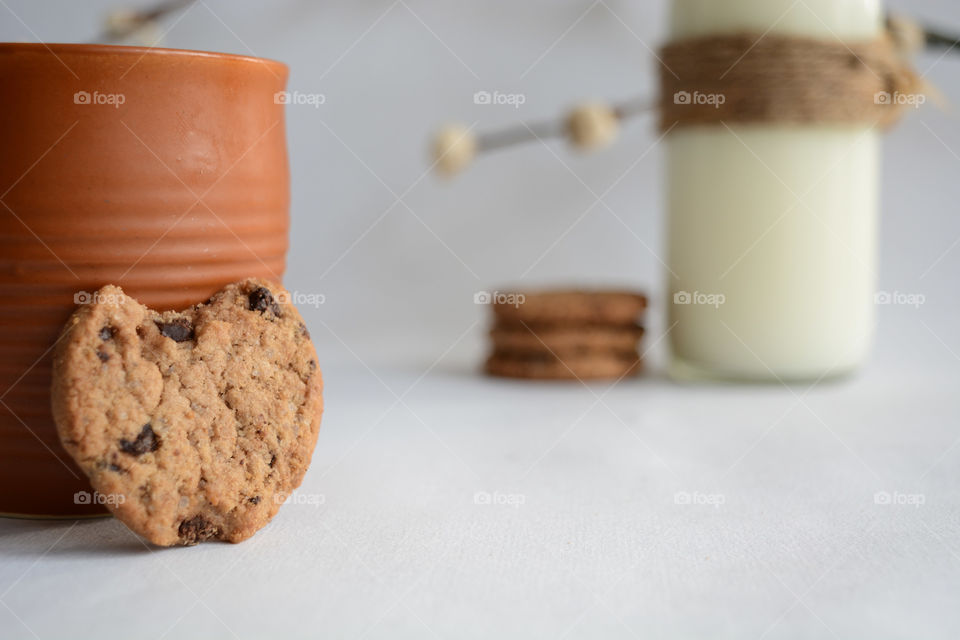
[0,41,287,73]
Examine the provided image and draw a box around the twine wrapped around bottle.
[658,33,921,131]
[432,19,935,175]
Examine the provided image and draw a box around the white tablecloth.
[2,350,958,639]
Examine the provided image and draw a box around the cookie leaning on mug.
[51,279,323,546]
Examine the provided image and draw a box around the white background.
[1,1,959,638]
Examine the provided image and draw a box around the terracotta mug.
[0,44,290,516]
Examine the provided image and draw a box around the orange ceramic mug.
[0,44,290,516]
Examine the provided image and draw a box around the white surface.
[0,0,959,637]
[667,0,882,380]
[2,352,959,639]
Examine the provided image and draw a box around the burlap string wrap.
[659,33,920,131]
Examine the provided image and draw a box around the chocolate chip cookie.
[484,352,642,380]
[489,324,644,356]
[51,279,323,546]
[482,288,648,381]
[491,290,647,326]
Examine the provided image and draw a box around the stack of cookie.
[484,290,647,380]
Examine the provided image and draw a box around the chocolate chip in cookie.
[248,287,281,317]
[119,423,160,456]
[156,317,194,343]
[178,515,221,546]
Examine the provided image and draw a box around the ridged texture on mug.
[0,44,290,515]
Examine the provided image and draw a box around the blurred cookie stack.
[483,290,647,380]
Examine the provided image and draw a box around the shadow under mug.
[0,43,290,516]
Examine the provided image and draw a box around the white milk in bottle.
[666,0,883,381]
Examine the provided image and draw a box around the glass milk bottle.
[666,0,883,382]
